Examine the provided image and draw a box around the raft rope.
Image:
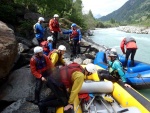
[137,74,150,88]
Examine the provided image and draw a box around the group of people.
[34,14,82,57]
[99,36,137,88]
[30,14,138,113]
[30,46,97,113]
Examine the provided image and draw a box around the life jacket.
[51,19,59,28]
[33,23,40,34]
[125,37,136,45]
[108,60,123,79]
[40,41,49,52]
[32,55,47,70]
[70,29,79,39]
[59,63,84,88]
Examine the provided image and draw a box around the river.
[90,28,150,99]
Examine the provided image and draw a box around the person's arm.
[63,30,72,34]
[49,19,54,32]
[77,29,82,41]
[50,53,59,66]
[68,71,84,104]
[120,38,126,54]
[30,58,42,78]
[48,43,53,51]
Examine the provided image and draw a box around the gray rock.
[0,21,18,79]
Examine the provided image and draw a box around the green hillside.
[100,0,150,26]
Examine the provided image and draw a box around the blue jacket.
[108,60,126,83]
[35,23,45,40]
[63,29,82,41]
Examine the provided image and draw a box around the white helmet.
[58,45,66,51]
[111,48,117,52]
[34,46,43,54]
[54,14,59,18]
[47,36,53,41]
[38,17,45,21]
[86,63,97,73]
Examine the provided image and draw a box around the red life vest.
[59,63,84,88]
[40,41,49,52]
[70,29,79,39]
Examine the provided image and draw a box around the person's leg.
[34,78,43,104]
[52,32,58,49]
[97,69,118,82]
[77,42,81,55]
[130,49,136,67]
[124,49,131,67]
[38,95,64,113]
[72,40,78,56]
[38,38,44,46]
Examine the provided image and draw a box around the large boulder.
[0,21,18,79]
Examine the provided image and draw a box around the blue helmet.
[71,23,76,27]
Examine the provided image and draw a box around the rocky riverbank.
[0,20,107,113]
[117,26,150,34]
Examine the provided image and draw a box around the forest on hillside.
[100,0,150,26]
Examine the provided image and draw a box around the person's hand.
[124,83,132,88]
[60,31,63,34]
[41,77,47,82]
[64,104,73,111]
[78,41,81,44]
[51,31,54,33]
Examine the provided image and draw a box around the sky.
[82,0,128,17]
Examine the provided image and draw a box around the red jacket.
[120,38,137,54]
[49,18,61,32]
[30,55,53,78]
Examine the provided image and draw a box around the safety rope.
[137,74,150,88]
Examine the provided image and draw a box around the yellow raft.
[56,65,150,113]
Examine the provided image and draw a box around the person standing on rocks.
[49,14,62,49]
[30,46,53,104]
[40,36,53,56]
[48,45,66,67]
[34,17,46,45]
[38,63,97,113]
[63,23,82,57]
[120,37,137,67]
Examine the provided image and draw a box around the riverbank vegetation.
[0,0,150,36]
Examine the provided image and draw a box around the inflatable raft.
[94,51,150,89]
[56,65,150,113]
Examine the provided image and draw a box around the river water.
[90,28,150,99]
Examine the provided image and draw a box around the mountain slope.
[100,0,150,22]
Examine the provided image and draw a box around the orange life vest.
[59,63,84,88]
[70,29,79,39]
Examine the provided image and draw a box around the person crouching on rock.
[40,36,53,56]
[30,46,53,104]
[38,63,97,113]
[98,51,131,88]
[48,45,66,67]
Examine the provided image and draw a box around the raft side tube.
[79,81,113,94]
